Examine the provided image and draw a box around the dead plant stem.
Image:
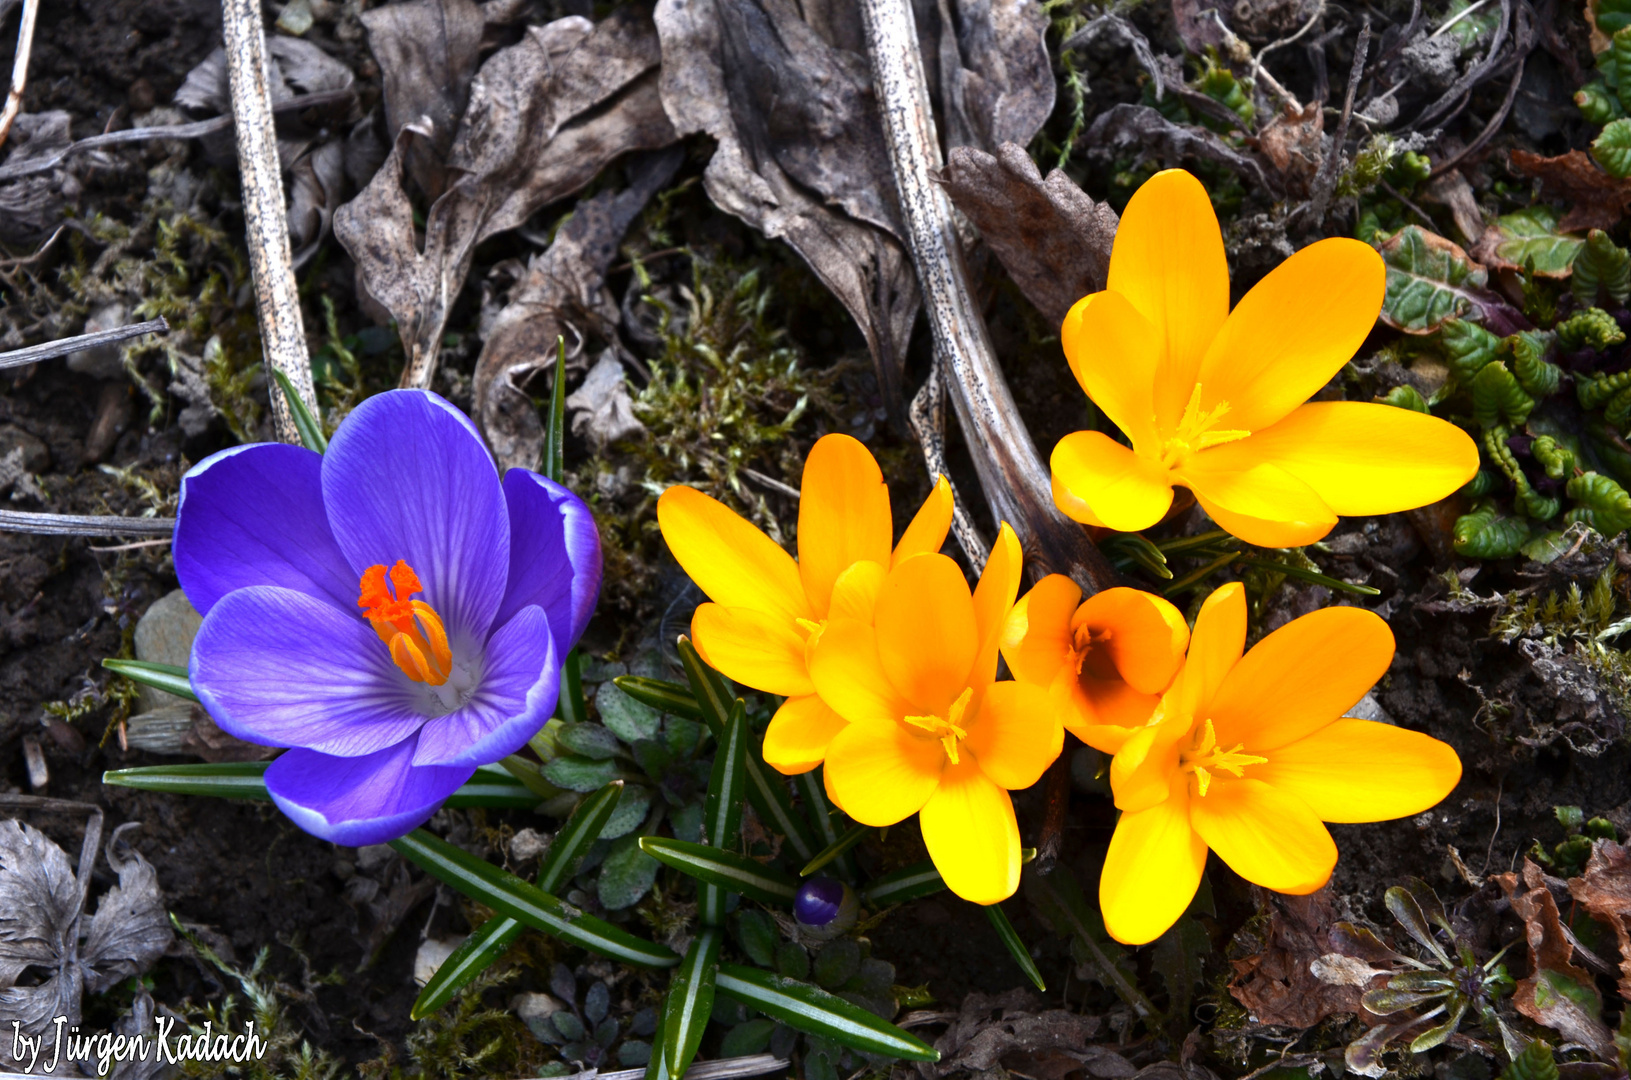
[0,0,39,149]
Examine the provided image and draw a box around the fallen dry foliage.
[1229,888,1364,1029]
[1508,149,1631,234]
[1569,838,1631,1001]
[1497,859,1615,1060]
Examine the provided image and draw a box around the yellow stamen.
[1159,384,1252,469]
[358,560,453,686]
[1071,624,1115,678]
[1179,719,1267,796]
[903,687,974,764]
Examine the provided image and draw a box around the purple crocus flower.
[173,389,600,845]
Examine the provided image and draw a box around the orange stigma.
[358,560,453,686]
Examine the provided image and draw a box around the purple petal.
[266,737,472,846]
[173,443,357,616]
[495,470,602,651]
[413,605,560,767]
[191,586,428,756]
[322,390,510,642]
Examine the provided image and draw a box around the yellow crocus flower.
[808,526,1062,905]
[1052,169,1479,547]
[1001,579,1189,754]
[656,433,952,774]
[1101,582,1462,945]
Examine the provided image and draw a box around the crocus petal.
[174,443,356,616]
[1179,454,1338,548]
[919,758,1020,905]
[1195,238,1385,433]
[692,603,814,697]
[191,586,427,756]
[1106,169,1231,433]
[1198,402,1480,517]
[970,523,1023,687]
[1189,778,1337,894]
[1170,582,1246,719]
[822,721,943,826]
[1255,719,1462,823]
[657,485,810,622]
[495,470,602,652]
[1108,711,1190,813]
[266,737,472,847]
[1001,574,1081,688]
[413,605,559,766]
[1209,605,1393,752]
[323,389,510,642]
[798,434,893,618]
[1100,786,1207,946]
[1075,587,1190,695]
[1060,290,1161,449]
[1052,430,1174,532]
[809,619,914,727]
[964,681,1061,790]
[1065,676,1163,753]
[827,561,887,623]
[763,694,848,775]
[874,554,978,714]
[1052,471,1108,527]
[894,475,953,566]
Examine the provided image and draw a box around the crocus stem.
[1036,752,1072,876]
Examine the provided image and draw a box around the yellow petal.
[894,475,954,566]
[1100,786,1207,945]
[823,720,944,826]
[1256,719,1462,823]
[1107,169,1230,433]
[808,618,913,727]
[1189,778,1337,894]
[1196,238,1385,433]
[1052,469,1108,527]
[963,680,1062,790]
[1108,711,1189,813]
[1209,605,1394,752]
[1170,582,1246,719]
[1060,291,1160,449]
[762,694,849,775]
[1074,586,1190,696]
[1198,402,1480,517]
[658,485,811,621]
[920,757,1020,904]
[875,553,978,714]
[828,560,887,623]
[1065,675,1164,753]
[798,434,893,618]
[971,523,1024,687]
[1178,454,1337,548]
[1001,574,1081,688]
[1051,430,1174,533]
[692,604,813,697]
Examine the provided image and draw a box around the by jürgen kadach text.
[10,1016,269,1075]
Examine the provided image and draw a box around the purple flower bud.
[794,876,857,935]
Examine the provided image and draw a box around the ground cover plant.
[12,0,1631,1077]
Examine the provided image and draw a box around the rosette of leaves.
[1526,805,1620,878]
[527,962,658,1071]
[1338,879,1515,1075]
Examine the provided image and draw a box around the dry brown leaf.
[335,8,678,391]
[1171,0,1232,54]
[1424,169,1486,245]
[473,147,681,472]
[1509,149,1631,234]
[1568,838,1631,1000]
[1497,860,1615,1060]
[939,143,1118,328]
[1253,102,1323,195]
[924,988,1107,1077]
[1229,888,1363,1028]
[1084,104,1278,195]
[0,113,78,245]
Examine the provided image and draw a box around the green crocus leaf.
[639,837,799,906]
[660,927,720,1076]
[713,962,939,1061]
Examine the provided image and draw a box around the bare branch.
[0,317,169,371]
[0,0,39,148]
[220,0,318,446]
[0,510,175,538]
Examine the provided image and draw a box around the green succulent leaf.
[557,722,623,760]
[1577,79,1625,123]
[1376,225,1494,334]
[1573,230,1631,308]
[1595,118,1631,178]
[389,829,680,968]
[1558,307,1626,352]
[542,754,621,792]
[597,681,664,743]
[1378,384,1430,413]
[599,783,653,841]
[1453,501,1531,558]
[1568,471,1631,534]
[661,927,720,1077]
[1442,317,1503,383]
[599,833,662,910]
[1482,207,1584,277]
[714,962,939,1061]
[1502,1040,1558,1080]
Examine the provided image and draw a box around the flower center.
[904,687,974,764]
[1159,384,1252,469]
[1179,718,1267,796]
[1071,623,1119,680]
[358,560,453,686]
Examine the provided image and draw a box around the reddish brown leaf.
[1497,860,1615,1060]
[1229,888,1363,1029]
[1508,149,1631,234]
[1568,838,1631,1001]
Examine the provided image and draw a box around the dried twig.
[220,0,318,446]
[0,0,38,148]
[1409,0,1511,131]
[1429,3,1535,178]
[860,0,1119,591]
[0,316,169,371]
[0,87,353,185]
[1305,18,1370,227]
[534,1055,790,1080]
[0,510,175,538]
[909,360,988,570]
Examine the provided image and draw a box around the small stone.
[0,425,49,473]
[1349,691,1395,725]
[509,827,550,864]
[413,937,465,986]
[133,590,203,714]
[66,302,131,380]
[21,736,47,791]
[355,843,394,871]
[510,991,565,1038]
